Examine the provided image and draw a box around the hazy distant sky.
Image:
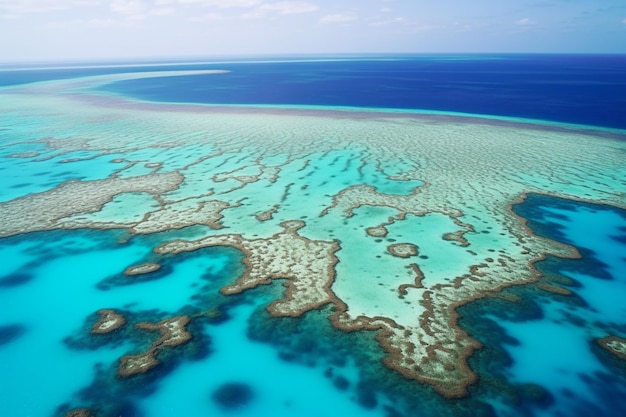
[1,0,625,61]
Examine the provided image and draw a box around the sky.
[1,0,625,62]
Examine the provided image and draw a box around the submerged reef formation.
[1,72,626,409]
[0,324,26,347]
[124,263,161,276]
[598,336,626,361]
[130,198,230,234]
[387,243,419,258]
[212,383,255,410]
[91,310,126,334]
[155,220,339,317]
[0,172,184,237]
[118,316,192,377]
[64,409,95,417]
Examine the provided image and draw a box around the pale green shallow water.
[0,72,625,417]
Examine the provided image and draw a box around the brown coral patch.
[536,282,572,296]
[117,316,192,378]
[131,199,230,234]
[398,263,426,295]
[366,225,388,237]
[118,352,159,378]
[124,263,161,276]
[91,309,126,334]
[0,171,184,238]
[155,220,341,318]
[442,231,470,247]
[597,336,626,361]
[136,316,192,347]
[65,409,96,417]
[387,243,419,258]
[256,204,279,222]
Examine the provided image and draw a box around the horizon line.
[2,51,626,67]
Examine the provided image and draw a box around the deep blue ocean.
[2,54,626,129]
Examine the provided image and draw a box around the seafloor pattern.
[1,71,625,417]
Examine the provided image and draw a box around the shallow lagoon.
[1,60,625,417]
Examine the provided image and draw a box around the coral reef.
[118,316,192,377]
[91,310,126,334]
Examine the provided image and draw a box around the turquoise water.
[0,229,240,416]
[136,301,389,417]
[1,63,626,417]
[0,132,134,202]
[474,196,626,417]
[0,229,396,417]
[2,196,624,416]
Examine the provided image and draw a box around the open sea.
[2,54,626,128]
[0,54,625,417]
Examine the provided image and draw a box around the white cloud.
[622,18,626,24]
[108,0,149,21]
[74,0,102,5]
[177,0,261,8]
[320,13,357,24]
[110,0,147,15]
[240,1,317,20]
[0,0,270,20]
[46,16,134,29]
[368,15,439,33]
[370,16,407,27]
[150,6,175,16]
[84,16,133,27]
[189,11,225,21]
[451,20,488,32]
[240,10,264,19]
[0,0,101,15]
[259,1,318,15]
[515,17,536,26]
[380,7,391,13]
